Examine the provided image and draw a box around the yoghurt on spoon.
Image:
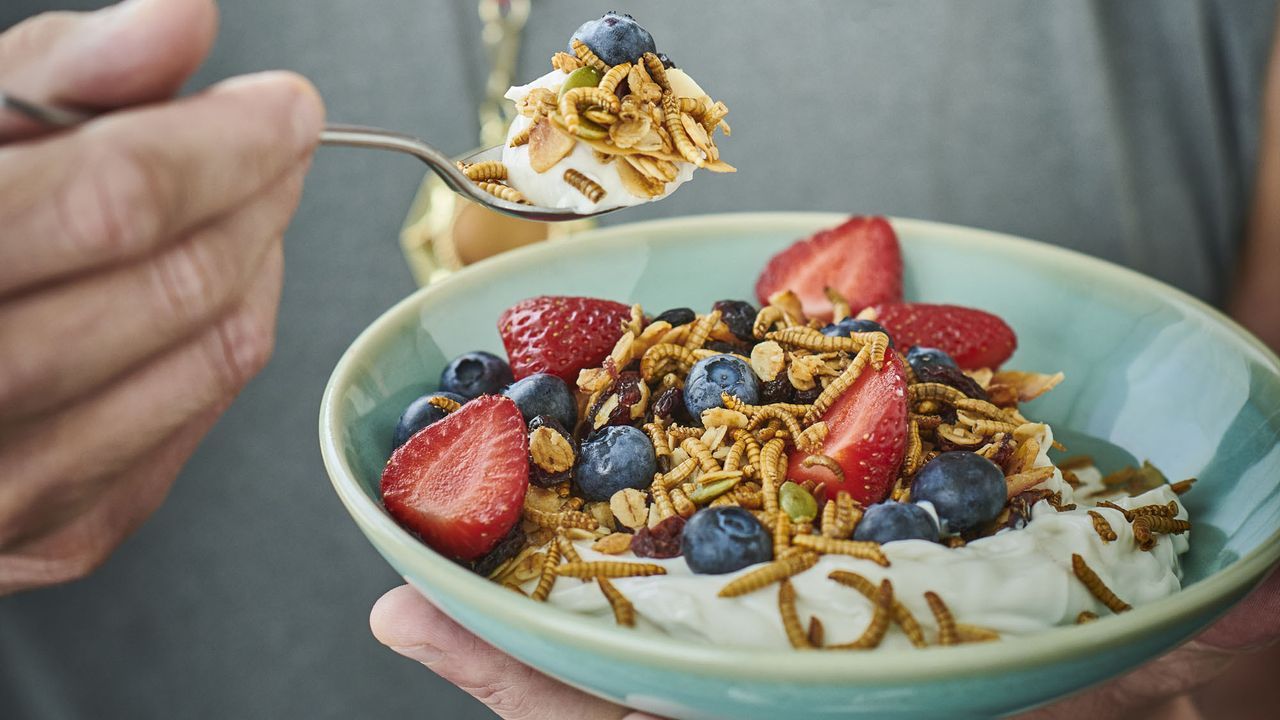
[459,12,734,213]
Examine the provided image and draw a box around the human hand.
[370,569,1279,719]
[0,0,324,594]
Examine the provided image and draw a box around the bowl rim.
[320,212,1280,682]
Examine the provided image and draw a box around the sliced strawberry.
[381,395,529,561]
[499,295,632,382]
[788,351,907,506]
[873,302,1017,370]
[755,216,903,321]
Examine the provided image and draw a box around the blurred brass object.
[399,164,595,286]
[398,0,594,287]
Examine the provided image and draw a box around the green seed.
[558,67,603,98]
[780,482,817,523]
[689,477,741,505]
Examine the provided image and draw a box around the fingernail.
[216,72,325,151]
[390,643,446,666]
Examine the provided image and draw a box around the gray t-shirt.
[1,1,1274,718]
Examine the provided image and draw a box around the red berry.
[873,302,1017,370]
[499,295,632,382]
[755,216,903,321]
[788,351,908,506]
[380,395,529,561]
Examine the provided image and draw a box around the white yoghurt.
[535,425,1189,649]
[500,70,701,212]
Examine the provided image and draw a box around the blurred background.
[0,1,1276,718]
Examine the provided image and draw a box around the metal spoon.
[0,91,615,222]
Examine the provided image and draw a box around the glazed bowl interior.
[320,213,1280,719]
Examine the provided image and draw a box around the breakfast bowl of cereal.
[319,212,1280,719]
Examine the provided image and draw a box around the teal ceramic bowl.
[320,213,1280,719]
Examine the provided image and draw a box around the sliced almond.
[751,340,785,381]
[592,533,635,555]
[528,117,577,173]
[610,488,650,530]
[616,156,665,198]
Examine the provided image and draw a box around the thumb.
[371,585,661,720]
[0,0,218,137]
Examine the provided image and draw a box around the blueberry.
[911,452,1007,533]
[820,318,895,347]
[684,354,760,420]
[392,391,467,450]
[567,12,657,66]
[439,351,513,399]
[852,502,940,544]
[574,425,657,501]
[502,373,577,430]
[654,307,696,326]
[906,345,958,374]
[681,507,773,574]
[712,300,757,342]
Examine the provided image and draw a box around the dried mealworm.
[1071,553,1131,613]
[1076,611,1098,624]
[748,407,809,450]
[597,61,631,96]
[1169,478,1196,494]
[954,397,1012,420]
[909,383,966,404]
[1005,466,1056,497]
[835,492,862,539]
[642,52,670,90]
[640,343,699,382]
[596,577,636,627]
[723,435,747,472]
[556,561,666,579]
[737,430,764,472]
[767,327,862,353]
[807,615,825,648]
[571,38,610,73]
[903,418,923,476]
[670,487,696,518]
[523,506,599,531]
[559,86,621,134]
[773,511,792,554]
[760,438,786,515]
[791,535,889,567]
[801,454,845,486]
[475,181,529,204]
[958,411,1021,437]
[830,579,894,650]
[458,160,508,182]
[643,422,672,459]
[508,124,532,147]
[956,623,1000,643]
[1088,511,1118,542]
[662,91,704,166]
[778,579,812,649]
[827,571,927,648]
[426,395,463,414]
[655,456,698,489]
[925,591,959,646]
[805,345,871,424]
[721,394,811,418]
[650,481,676,519]
[684,310,722,350]
[825,287,852,323]
[680,437,720,473]
[562,168,606,202]
[717,550,818,598]
[820,498,838,538]
[753,306,790,338]
[1132,516,1191,551]
[938,423,985,448]
[795,422,829,453]
[530,541,561,601]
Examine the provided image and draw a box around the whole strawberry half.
[499,295,632,382]
[873,302,1017,370]
[755,216,903,321]
[788,351,908,506]
[381,395,529,562]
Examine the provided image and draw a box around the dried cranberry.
[585,371,648,429]
[794,385,822,404]
[528,415,575,487]
[651,386,683,421]
[470,522,527,576]
[705,339,753,356]
[712,300,758,342]
[760,376,795,404]
[631,515,686,558]
[915,364,989,401]
[654,307,696,327]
